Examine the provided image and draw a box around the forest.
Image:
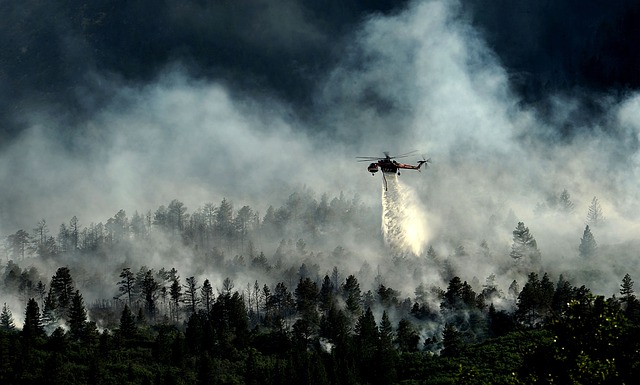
[1,188,638,384]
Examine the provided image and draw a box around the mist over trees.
[1,184,639,382]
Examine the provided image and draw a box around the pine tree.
[170,277,182,323]
[49,267,74,317]
[516,272,554,327]
[620,273,640,320]
[395,318,420,352]
[379,310,394,348]
[586,196,604,227]
[426,245,438,260]
[183,276,200,316]
[441,323,463,357]
[141,269,160,319]
[42,287,59,331]
[510,222,541,268]
[319,275,335,314]
[295,277,319,326]
[22,298,44,339]
[118,267,136,306]
[201,279,214,313]
[579,225,597,258]
[558,189,575,213]
[119,304,137,339]
[0,303,15,332]
[620,273,635,302]
[342,275,362,320]
[354,307,379,384]
[68,290,87,340]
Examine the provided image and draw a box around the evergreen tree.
[395,318,420,352]
[269,282,295,325]
[0,303,15,332]
[22,298,44,339]
[620,273,635,301]
[119,304,137,339]
[516,272,554,326]
[379,310,394,348]
[441,323,463,357]
[586,196,604,226]
[201,279,214,313]
[183,276,200,316]
[118,267,136,306]
[141,269,160,319]
[354,307,379,384]
[295,277,319,327]
[318,275,335,314]
[620,273,640,321]
[426,245,438,260]
[441,276,463,311]
[552,274,576,315]
[170,277,182,322]
[42,287,59,331]
[49,267,74,317]
[579,225,597,258]
[510,222,541,269]
[558,189,575,213]
[342,275,362,320]
[8,229,30,260]
[68,290,87,340]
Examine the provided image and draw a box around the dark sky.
[2,0,639,145]
[0,0,409,144]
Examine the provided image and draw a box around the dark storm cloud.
[0,0,409,146]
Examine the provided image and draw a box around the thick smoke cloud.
[3,0,640,308]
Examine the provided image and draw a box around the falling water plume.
[381,172,430,256]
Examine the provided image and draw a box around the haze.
[2,0,640,310]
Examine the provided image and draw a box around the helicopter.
[357,151,429,190]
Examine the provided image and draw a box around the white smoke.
[381,172,431,256]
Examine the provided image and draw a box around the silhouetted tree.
[68,290,87,341]
[516,272,554,326]
[579,225,597,258]
[49,267,74,318]
[0,303,15,332]
[141,269,160,319]
[201,279,214,313]
[441,323,463,357]
[184,276,200,316]
[295,277,319,328]
[319,275,335,314]
[342,275,362,320]
[119,304,137,339]
[395,318,420,352]
[620,273,640,322]
[170,276,182,322]
[354,307,379,383]
[620,273,635,301]
[118,267,135,306]
[22,298,44,339]
[552,274,576,315]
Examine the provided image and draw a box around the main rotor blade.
[391,150,418,159]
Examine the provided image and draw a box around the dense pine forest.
[1,188,638,384]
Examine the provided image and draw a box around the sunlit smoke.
[381,172,430,256]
